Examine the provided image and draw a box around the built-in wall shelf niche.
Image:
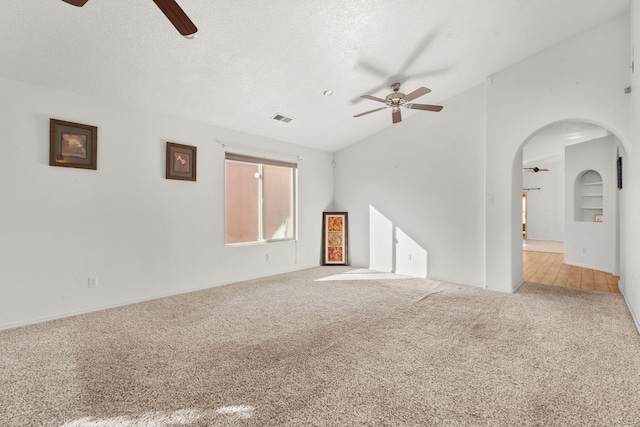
[575,170,603,222]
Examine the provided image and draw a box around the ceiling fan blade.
[351,83,386,104]
[152,0,198,36]
[403,87,431,102]
[61,0,89,6]
[361,95,387,103]
[353,107,387,118]
[407,103,443,112]
[392,110,402,124]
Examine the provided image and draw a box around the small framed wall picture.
[166,142,197,181]
[595,213,603,222]
[322,212,348,265]
[49,118,98,170]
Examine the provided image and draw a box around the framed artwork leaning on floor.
[322,212,348,265]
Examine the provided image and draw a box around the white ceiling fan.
[354,83,443,124]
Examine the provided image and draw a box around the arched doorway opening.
[518,120,624,293]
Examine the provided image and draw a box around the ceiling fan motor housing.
[386,83,405,104]
[353,82,442,122]
[386,92,405,102]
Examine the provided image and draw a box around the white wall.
[486,13,631,292]
[334,13,632,295]
[623,2,640,330]
[3,10,640,335]
[0,77,334,330]
[334,85,486,286]
[564,137,616,273]
[522,159,564,241]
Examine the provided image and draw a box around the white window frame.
[224,152,297,245]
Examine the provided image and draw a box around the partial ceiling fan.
[61,0,198,37]
[523,167,550,173]
[354,83,443,124]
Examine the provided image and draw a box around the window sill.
[225,239,296,247]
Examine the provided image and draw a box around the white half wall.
[564,137,617,273]
[334,85,486,287]
[0,77,334,330]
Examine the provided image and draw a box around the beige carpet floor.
[1,266,639,426]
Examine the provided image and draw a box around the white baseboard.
[0,264,318,332]
[426,274,487,291]
[620,283,640,335]
[511,279,525,293]
[563,260,613,275]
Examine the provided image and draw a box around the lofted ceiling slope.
[0,0,630,152]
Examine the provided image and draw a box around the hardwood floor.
[522,239,564,254]
[523,250,620,294]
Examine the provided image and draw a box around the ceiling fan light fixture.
[323,90,333,96]
[386,94,404,102]
[354,83,443,123]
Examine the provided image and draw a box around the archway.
[515,119,626,292]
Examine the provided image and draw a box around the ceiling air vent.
[272,113,294,123]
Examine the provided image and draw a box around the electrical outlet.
[408,253,412,261]
[266,254,270,261]
[582,248,587,255]
[88,277,98,288]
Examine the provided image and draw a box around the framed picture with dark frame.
[49,118,98,170]
[166,142,197,181]
[322,212,348,265]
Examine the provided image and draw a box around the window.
[225,153,296,244]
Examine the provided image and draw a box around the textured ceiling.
[523,122,612,167]
[0,0,630,152]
